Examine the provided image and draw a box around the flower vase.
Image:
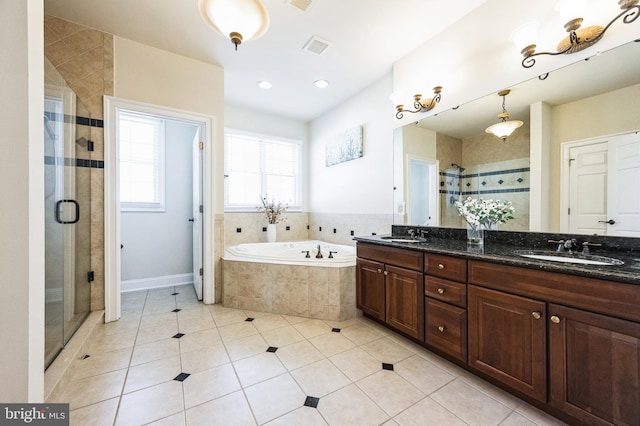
[466,223,484,245]
[266,224,277,242]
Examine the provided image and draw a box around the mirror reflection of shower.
[446,163,465,206]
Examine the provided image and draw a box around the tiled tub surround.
[49,284,565,425]
[222,241,357,321]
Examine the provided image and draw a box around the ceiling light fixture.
[314,80,329,88]
[257,80,272,89]
[485,90,523,142]
[394,86,443,119]
[198,0,270,51]
[517,0,640,68]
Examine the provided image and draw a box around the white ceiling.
[44,0,489,121]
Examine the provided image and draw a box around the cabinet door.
[549,304,640,426]
[356,258,385,320]
[386,265,424,340]
[468,285,547,402]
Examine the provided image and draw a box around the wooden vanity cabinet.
[356,243,424,340]
[424,254,468,362]
[548,303,640,426]
[468,284,547,402]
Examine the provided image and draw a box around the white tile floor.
[51,284,567,425]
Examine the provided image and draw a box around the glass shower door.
[44,58,92,369]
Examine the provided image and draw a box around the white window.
[224,130,301,210]
[119,111,165,211]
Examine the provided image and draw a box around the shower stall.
[44,58,92,369]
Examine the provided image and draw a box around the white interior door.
[192,128,204,300]
[607,133,640,237]
[567,142,608,235]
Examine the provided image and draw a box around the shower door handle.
[55,199,80,224]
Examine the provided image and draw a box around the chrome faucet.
[316,244,323,259]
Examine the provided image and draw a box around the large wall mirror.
[393,40,640,237]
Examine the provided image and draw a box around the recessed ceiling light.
[257,80,272,89]
[314,80,329,89]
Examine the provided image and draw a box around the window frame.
[224,129,302,212]
[119,110,166,213]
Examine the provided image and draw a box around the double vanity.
[355,227,640,426]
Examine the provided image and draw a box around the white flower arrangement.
[258,195,288,224]
[455,197,515,228]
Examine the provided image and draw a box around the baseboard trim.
[121,273,194,293]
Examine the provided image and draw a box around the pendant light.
[485,90,523,142]
[199,0,270,51]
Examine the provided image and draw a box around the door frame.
[104,96,216,323]
[405,154,440,227]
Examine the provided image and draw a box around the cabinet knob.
[550,315,561,324]
[531,311,541,320]
[437,288,445,294]
[438,325,446,333]
[377,269,382,273]
[438,263,445,269]
[383,270,388,276]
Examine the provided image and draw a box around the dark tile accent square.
[331,328,341,333]
[172,309,182,313]
[286,225,290,231]
[466,182,471,187]
[263,227,267,232]
[82,354,91,360]
[333,228,337,234]
[517,177,524,183]
[266,346,278,353]
[350,230,354,236]
[481,181,487,186]
[304,396,320,408]
[173,333,185,339]
[382,363,394,371]
[236,227,242,233]
[307,225,310,230]
[372,232,377,236]
[174,372,190,382]
[171,292,179,296]
[498,179,504,184]
[319,226,322,232]
[245,317,255,322]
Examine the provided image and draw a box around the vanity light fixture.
[485,90,523,142]
[198,0,270,51]
[518,0,640,68]
[394,86,443,119]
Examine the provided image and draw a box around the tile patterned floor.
[51,284,567,425]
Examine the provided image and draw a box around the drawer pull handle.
[531,311,541,320]
[438,325,446,333]
[550,315,561,324]
[438,263,445,269]
[437,288,445,294]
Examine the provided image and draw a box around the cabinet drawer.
[425,298,467,362]
[425,276,466,308]
[357,243,423,272]
[425,253,467,282]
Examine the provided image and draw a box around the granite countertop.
[354,229,640,285]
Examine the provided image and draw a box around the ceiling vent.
[302,35,331,55]
[288,0,312,12]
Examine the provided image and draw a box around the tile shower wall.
[44,16,113,311]
[440,158,531,231]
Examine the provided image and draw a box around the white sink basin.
[516,251,624,266]
[380,236,425,243]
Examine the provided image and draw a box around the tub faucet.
[329,251,338,259]
[316,244,323,259]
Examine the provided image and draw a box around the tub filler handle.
[329,251,338,258]
[301,250,310,258]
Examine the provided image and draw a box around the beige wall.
[547,83,640,231]
[1,0,45,402]
[461,124,530,166]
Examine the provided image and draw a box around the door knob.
[598,219,616,225]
